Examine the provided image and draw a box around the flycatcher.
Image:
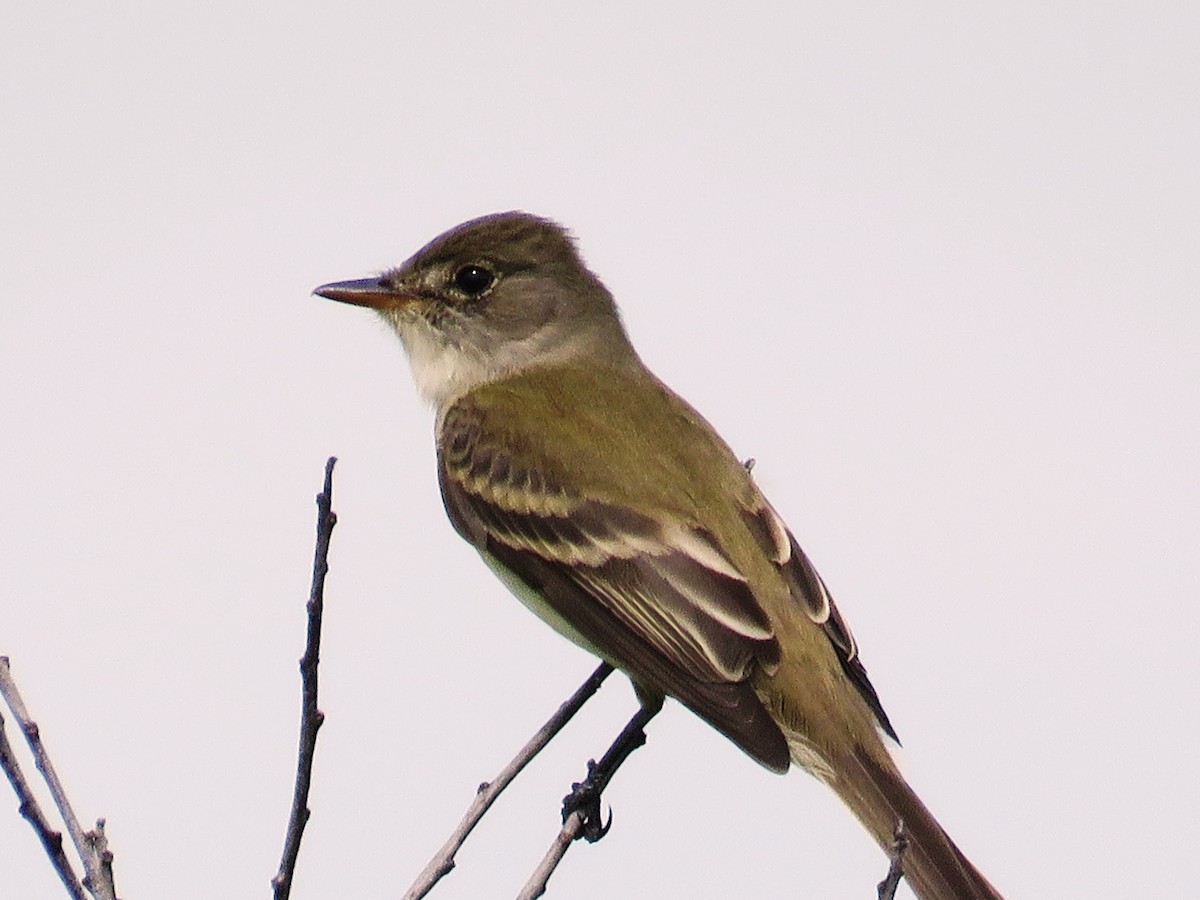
[315,212,1001,899]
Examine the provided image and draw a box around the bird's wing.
[739,500,898,742]
[437,399,791,771]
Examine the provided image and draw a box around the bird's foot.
[561,760,613,843]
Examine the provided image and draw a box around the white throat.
[389,314,588,409]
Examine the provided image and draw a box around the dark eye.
[452,265,495,296]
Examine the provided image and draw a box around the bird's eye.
[452,265,495,296]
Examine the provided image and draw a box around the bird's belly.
[479,550,615,665]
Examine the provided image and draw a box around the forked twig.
[403,662,614,900]
[517,702,658,899]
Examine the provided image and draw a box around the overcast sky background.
[3,4,1198,898]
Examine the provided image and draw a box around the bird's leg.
[561,699,661,843]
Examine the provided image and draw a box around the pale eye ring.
[452,265,495,296]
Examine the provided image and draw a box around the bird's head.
[315,212,634,405]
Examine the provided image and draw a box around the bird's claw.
[562,760,613,843]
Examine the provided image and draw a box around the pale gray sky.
[3,4,1197,898]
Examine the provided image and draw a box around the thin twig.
[0,657,117,900]
[0,674,88,900]
[518,702,658,899]
[877,819,908,900]
[403,662,614,900]
[516,810,585,900]
[272,457,337,899]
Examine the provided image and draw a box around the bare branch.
[0,674,87,900]
[403,662,614,900]
[0,657,117,900]
[516,809,585,900]
[272,457,337,900]
[877,819,909,900]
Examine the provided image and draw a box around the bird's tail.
[822,743,1003,900]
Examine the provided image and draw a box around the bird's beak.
[313,278,418,311]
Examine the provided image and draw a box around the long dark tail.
[826,744,1003,900]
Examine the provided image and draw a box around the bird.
[315,211,1002,899]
